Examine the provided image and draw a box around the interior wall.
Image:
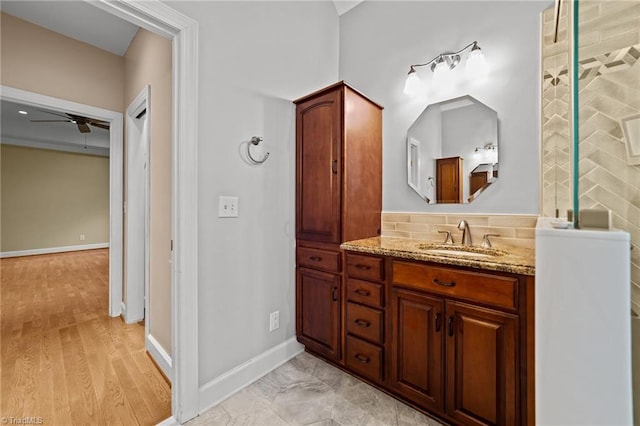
[166,0,339,385]
[123,28,173,357]
[0,12,124,112]
[339,1,548,214]
[0,145,109,252]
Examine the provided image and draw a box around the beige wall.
[1,145,109,252]
[124,29,172,356]
[0,12,124,112]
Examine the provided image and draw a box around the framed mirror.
[407,95,498,204]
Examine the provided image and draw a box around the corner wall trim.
[0,243,110,258]
[198,337,303,414]
[147,334,173,381]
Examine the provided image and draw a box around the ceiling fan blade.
[77,122,91,133]
[89,121,110,130]
[30,119,72,123]
[36,109,72,119]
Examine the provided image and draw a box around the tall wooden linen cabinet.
[294,82,383,362]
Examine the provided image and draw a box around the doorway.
[0,86,124,317]
[88,2,199,422]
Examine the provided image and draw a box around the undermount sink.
[415,243,507,258]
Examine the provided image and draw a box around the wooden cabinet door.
[389,288,444,411]
[436,156,463,203]
[445,301,518,426]
[296,267,341,360]
[296,89,342,243]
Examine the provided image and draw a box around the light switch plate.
[218,196,239,217]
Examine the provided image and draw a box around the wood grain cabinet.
[344,253,386,383]
[390,259,532,426]
[294,82,382,363]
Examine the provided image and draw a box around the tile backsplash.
[381,212,538,249]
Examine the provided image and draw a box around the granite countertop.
[341,236,535,276]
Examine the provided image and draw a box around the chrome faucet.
[458,220,472,246]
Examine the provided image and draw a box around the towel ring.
[247,136,270,164]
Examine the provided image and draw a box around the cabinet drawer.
[392,261,518,310]
[346,302,383,345]
[345,335,383,383]
[346,253,384,282]
[346,278,383,308]
[297,247,341,273]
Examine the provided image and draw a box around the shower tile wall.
[541,4,571,218]
[576,0,640,315]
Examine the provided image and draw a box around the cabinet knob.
[354,319,371,328]
[331,159,338,174]
[331,287,338,302]
[433,278,456,287]
[435,312,442,332]
[448,315,454,337]
[354,353,370,364]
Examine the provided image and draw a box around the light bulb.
[403,69,421,97]
[432,61,454,90]
[465,47,489,82]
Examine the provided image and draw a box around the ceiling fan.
[30,110,110,134]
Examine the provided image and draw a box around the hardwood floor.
[1,249,171,425]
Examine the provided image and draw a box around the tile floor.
[188,351,444,426]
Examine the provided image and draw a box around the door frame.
[124,85,151,324]
[90,1,199,422]
[0,85,125,320]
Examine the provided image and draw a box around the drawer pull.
[354,353,370,364]
[435,312,442,333]
[355,264,371,270]
[309,256,322,262]
[354,289,371,296]
[448,316,454,337]
[354,319,371,328]
[332,287,338,302]
[433,278,456,287]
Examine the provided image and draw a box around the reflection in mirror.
[407,95,498,204]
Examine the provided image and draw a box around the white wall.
[339,1,548,214]
[167,0,339,387]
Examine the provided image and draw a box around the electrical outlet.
[269,311,280,332]
[79,234,86,241]
[218,196,239,218]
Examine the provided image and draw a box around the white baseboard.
[155,416,178,426]
[147,333,172,382]
[0,242,110,258]
[198,337,303,414]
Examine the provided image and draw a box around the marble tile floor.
[187,351,445,426]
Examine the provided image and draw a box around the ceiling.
[0,1,139,56]
[1,100,110,156]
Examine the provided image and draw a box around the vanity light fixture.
[403,41,489,97]
[473,143,498,163]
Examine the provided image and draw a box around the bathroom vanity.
[338,237,535,426]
